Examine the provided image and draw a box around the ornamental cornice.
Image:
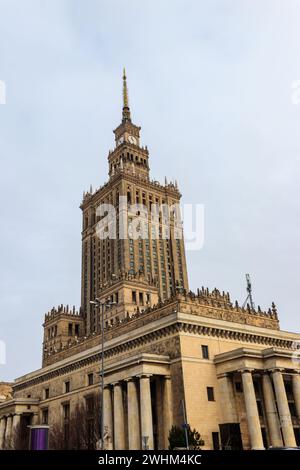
[14,320,294,392]
[80,172,181,210]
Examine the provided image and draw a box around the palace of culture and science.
[1,72,300,450]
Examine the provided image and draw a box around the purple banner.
[29,426,49,450]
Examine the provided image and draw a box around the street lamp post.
[90,298,117,450]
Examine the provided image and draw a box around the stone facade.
[1,73,300,450]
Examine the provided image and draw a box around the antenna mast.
[242,273,255,310]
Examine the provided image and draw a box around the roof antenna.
[242,273,255,309]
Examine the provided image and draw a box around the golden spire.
[123,68,129,108]
[122,67,131,122]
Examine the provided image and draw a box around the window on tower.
[201,345,209,359]
[207,387,215,401]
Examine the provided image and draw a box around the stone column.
[217,373,238,423]
[272,369,296,447]
[113,382,125,450]
[127,378,141,450]
[240,369,264,449]
[32,413,39,425]
[0,417,6,450]
[4,415,13,449]
[12,413,21,430]
[262,373,283,447]
[11,414,22,449]
[103,385,113,450]
[162,375,173,449]
[139,374,154,450]
[292,373,300,424]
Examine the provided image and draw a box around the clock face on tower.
[128,135,137,145]
[117,136,124,146]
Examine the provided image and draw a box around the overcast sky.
[0,0,300,382]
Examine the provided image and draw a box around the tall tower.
[80,71,189,334]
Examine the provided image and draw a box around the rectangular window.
[74,324,79,336]
[207,386,215,401]
[42,408,49,425]
[88,373,94,386]
[44,388,49,399]
[85,396,94,415]
[235,381,243,393]
[64,381,70,393]
[201,344,209,359]
[139,292,144,305]
[68,323,73,336]
[132,291,136,303]
[63,403,70,421]
[201,345,209,359]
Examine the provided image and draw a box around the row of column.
[219,369,300,449]
[0,414,21,449]
[0,412,38,449]
[103,374,172,450]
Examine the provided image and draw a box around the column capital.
[261,369,271,375]
[124,376,136,383]
[217,372,231,379]
[111,381,122,387]
[270,367,285,374]
[163,375,171,380]
[137,374,153,379]
[238,368,255,374]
